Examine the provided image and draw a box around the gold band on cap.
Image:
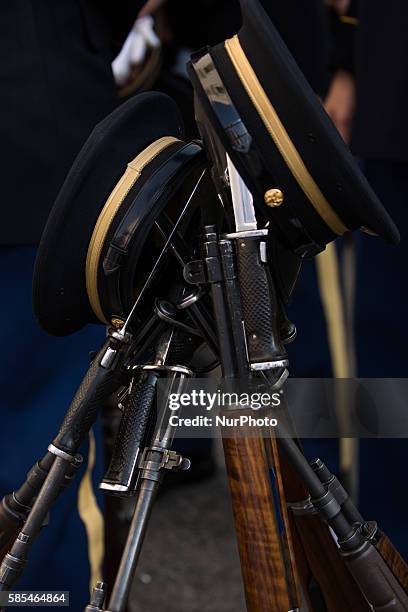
[85,136,180,323]
[224,35,347,236]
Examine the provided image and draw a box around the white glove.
[112,16,161,87]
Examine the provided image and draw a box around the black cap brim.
[33,92,184,336]
[188,0,399,254]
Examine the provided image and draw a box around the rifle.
[211,160,408,612]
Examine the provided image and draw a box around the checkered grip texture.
[103,372,157,489]
[53,340,123,455]
[235,237,287,365]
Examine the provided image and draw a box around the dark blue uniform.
[0,1,141,607]
[0,247,105,610]
[328,0,408,557]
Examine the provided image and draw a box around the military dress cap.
[188,0,399,257]
[33,92,208,336]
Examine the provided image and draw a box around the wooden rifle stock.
[376,532,408,593]
[266,434,302,604]
[222,426,296,611]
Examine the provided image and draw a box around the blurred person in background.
[326,0,408,555]
[0,1,147,607]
